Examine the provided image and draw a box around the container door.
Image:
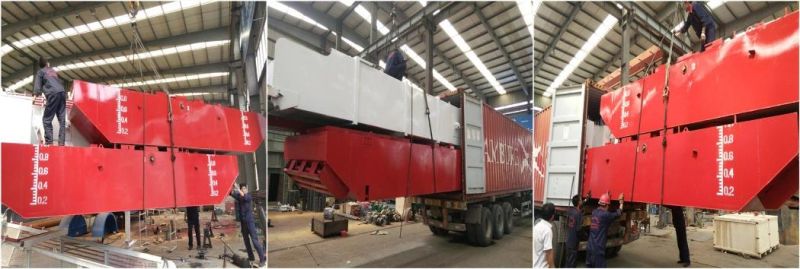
[463,95,485,194]
[545,85,587,206]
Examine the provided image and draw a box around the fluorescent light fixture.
[60,40,228,71]
[376,21,390,35]
[533,106,543,112]
[6,76,34,92]
[269,1,329,31]
[518,0,536,37]
[495,100,531,111]
[400,45,456,91]
[1,0,216,58]
[544,15,617,96]
[418,0,427,7]
[339,1,457,92]
[707,0,726,10]
[171,92,212,97]
[673,22,685,32]
[5,40,228,92]
[615,3,624,10]
[341,37,364,52]
[112,72,228,88]
[503,108,529,115]
[543,91,552,97]
[440,20,505,94]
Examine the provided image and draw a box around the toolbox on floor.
[311,215,348,238]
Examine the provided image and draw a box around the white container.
[270,38,461,145]
[713,213,780,258]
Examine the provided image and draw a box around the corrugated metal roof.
[534,1,798,98]
[267,1,532,100]
[1,1,232,99]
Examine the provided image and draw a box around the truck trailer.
[268,39,533,246]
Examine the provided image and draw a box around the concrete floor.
[4,211,266,268]
[574,217,799,268]
[268,211,532,268]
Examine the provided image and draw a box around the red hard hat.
[599,193,610,205]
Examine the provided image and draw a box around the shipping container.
[270,38,532,247]
[278,95,533,247]
[534,106,551,206]
[535,83,647,266]
[472,104,533,198]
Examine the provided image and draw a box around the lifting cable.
[126,0,181,241]
[658,2,681,212]
[629,14,670,205]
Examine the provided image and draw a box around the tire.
[491,204,505,240]
[429,225,448,236]
[475,207,493,247]
[502,202,513,234]
[605,245,622,258]
[467,223,479,244]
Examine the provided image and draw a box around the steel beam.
[374,2,408,22]
[620,7,633,87]
[386,3,484,98]
[338,1,361,22]
[475,3,529,98]
[1,2,109,40]
[268,17,325,51]
[282,2,368,48]
[434,46,484,100]
[615,2,692,55]
[593,32,638,80]
[534,2,583,77]
[94,62,231,84]
[718,2,792,37]
[358,2,467,59]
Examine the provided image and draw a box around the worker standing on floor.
[565,194,583,268]
[587,193,623,268]
[533,203,555,268]
[230,183,266,267]
[669,206,691,267]
[673,1,717,52]
[186,206,201,250]
[33,56,67,146]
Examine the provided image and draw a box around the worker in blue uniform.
[383,48,406,80]
[33,56,67,146]
[587,193,623,268]
[186,206,201,250]
[670,206,691,267]
[565,194,583,268]
[674,1,717,52]
[230,184,266,267]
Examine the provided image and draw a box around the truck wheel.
[429,225,448,236]
[475,207,493,247]
[502,202,513,234]
[606,245,622,257]
[467,223,479,244]
[491,204,504,240]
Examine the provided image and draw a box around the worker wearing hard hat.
[673,1,717,52]
[587,193,623,268]
[230,184,266,267]
[33,56,67,146]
